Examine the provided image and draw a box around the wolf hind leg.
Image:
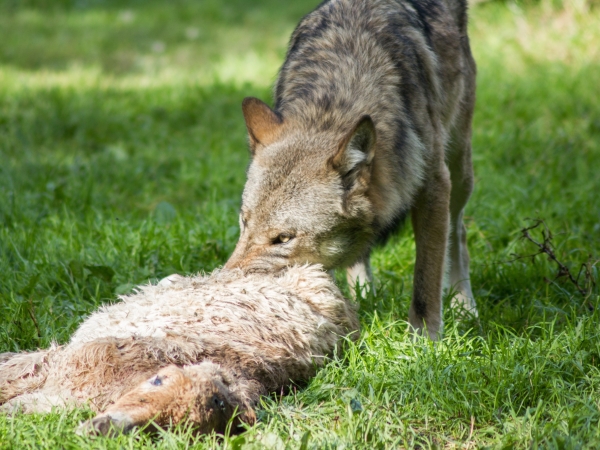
[446,97,478,319]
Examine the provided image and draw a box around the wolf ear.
[330,115,376,190]
[242,97,283,154]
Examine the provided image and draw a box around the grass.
[0,0,599,447]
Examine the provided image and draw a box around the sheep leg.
[0,348,56,405]
[1,392,74,413]
[79,363,256,436]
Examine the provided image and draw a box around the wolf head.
[225,97,377,272]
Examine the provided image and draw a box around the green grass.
[1,0,600,447]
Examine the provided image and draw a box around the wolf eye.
[272,233,294,245]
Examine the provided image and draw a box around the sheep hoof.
[77,413,135,437]
[157,274,184,287]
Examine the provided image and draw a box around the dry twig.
[511,219,598,302]
[27,297,42,340]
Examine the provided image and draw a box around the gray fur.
[227,0,478,339]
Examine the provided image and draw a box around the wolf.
[224,0,478,339]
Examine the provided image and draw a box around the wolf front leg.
[447,88,478,319]
[346,253,374,299]
[408,166,452,340]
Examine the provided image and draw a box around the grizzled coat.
[226,0,478,339]
[0,266,358,435]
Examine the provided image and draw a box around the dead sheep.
[0,265,359,436]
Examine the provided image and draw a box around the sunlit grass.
[1,0,599,448]
[0,0,306,88]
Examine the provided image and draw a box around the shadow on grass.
[0,81,265,349]
[1,60,599,345]
[0,0,599,348]
[0,0,320,75]
[0,83,268,218]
